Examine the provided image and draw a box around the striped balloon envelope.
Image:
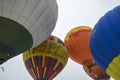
[90,5,120,80]
[23,35,68,80]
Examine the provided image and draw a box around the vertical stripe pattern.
[23,35,68,80]
[25,56,64,80]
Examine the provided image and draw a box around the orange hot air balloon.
[64,26,93,65]
[64,26,110,80]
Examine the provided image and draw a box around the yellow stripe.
[31,57,35,67]
[106,55,120,80]
[65,26,92,42]
[42,56,45,67]
[36,67,40,78]
[53,62,59,70]
[43,67,47,78]
[49,71,57,80]
[31,68,36,79]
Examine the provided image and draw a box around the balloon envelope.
[0,0,58,64]
[83,59,110,80]
[64,26,93,65]
[90,5,120,80]
[64,26,110,79]
[23,35,68,80]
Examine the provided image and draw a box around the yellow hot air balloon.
[0,0,58,64]
[23,35,68,80]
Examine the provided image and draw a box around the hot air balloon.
[0,0,58,64]
[83,60,110,80]
[64,26,110,80]
[90,5,120,80]
[64,26,93,65]
[23,35,68,80]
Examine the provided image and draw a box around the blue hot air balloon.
[90,5,120,80]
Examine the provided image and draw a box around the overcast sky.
[0,0,120,80]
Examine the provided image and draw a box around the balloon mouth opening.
[0,57,8,64]
[0,42,15,64]
[36,78,46,80]
[82,59,95,67]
